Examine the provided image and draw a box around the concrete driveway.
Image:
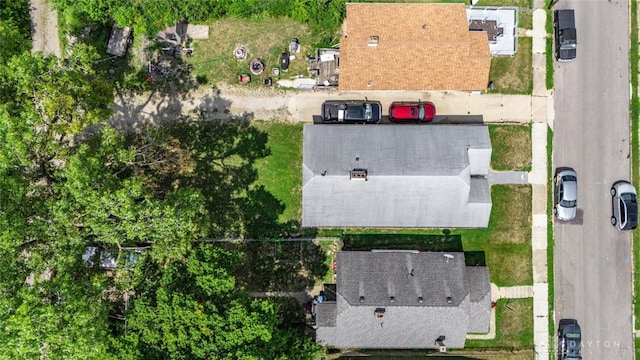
[110,84,533,129]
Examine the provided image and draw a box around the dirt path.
[110,84,300,130]
[30,0,61,56]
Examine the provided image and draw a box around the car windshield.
[560,43,577,50]
[560,199,577,207]
[623,194,638,228]
[418,105,425,120]
[364,104,372,120]
[621,193,637,203]
[565,333,580,339]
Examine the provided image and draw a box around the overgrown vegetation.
[0,0,32,61]
[0,2,321,355]
[51,0,347,39]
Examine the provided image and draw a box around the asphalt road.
[553,0,633,358]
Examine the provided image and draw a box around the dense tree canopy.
[0,46,113,183]
[51,0,348,36]
[117,245,320,359]
[0,2,321,358]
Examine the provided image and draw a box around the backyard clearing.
[188,17,321,87]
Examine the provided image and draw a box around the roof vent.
[359,296,365,303]
[367,36,379,46]
[350,168,368,181]
[446,296,453,304]
[418,296,424,304]
[390,296,395,303]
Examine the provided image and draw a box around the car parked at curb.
[320,99,382,124]
[554,9,577,62]
[388,101,436,123]
[611,180,638,231]
[558,318,581,360]
[554,168,578,221]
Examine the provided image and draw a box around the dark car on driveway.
[611,180,638,231]
[554,9,577,62]
[320,99,382,124]
[558,319,581,360]
[388,101,436,123]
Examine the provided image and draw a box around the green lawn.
[324,185,533,287]
[490,124,532,171]
[251,121,303,223]
[251,123,533,287]
[466,298,534,350]
[488,37,533,94]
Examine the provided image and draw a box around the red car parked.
[388,101,436,123]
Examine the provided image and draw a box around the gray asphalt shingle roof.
[316,251,491,349]
[302,125,492,228]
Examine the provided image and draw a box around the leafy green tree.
[0,265,116,360]
[0,46,113,184]
[117,245,321,359]
[0,20,31,62]
[0,0,32,41]
[0,178,116,359]
[50,126,209,259]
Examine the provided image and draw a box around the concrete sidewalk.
[529,5,551,359]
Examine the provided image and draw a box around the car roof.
[562,178,577,201]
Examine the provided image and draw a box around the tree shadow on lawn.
[342,233,486,266]
[233,236,328,292]
[119,114,329,292]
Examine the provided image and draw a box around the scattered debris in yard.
[289,37,300,53]
[234,45,247,60]
[106,25,132,57]
[280,51,290,72]
[249,59,264,75]
[238,74,251,83]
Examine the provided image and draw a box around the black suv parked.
[558,318,582,360]
[320,99,382,124]
[554,9,577,62]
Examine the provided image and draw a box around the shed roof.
[106,26,132,57]
[338,3,491,91]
